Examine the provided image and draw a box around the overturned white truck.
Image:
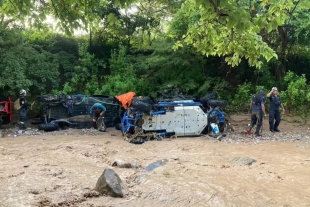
[119,92,234,144]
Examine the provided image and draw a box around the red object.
[0,97,13,124]
[246,128,251,135]
[115,92,136,109]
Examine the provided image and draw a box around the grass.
[163,171,171,178]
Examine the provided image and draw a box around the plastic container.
[247,124,251,129]
[210,123,219,134]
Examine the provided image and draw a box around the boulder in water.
[145,159,168,172]
[95,168,123,197]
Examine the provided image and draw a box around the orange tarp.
[115,92,136,109]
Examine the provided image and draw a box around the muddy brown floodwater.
[1,114,310,207]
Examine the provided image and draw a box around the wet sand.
[1,114,310,207]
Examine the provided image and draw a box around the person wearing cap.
[90,103,106,130]
[19,89,35,130]
[62,95,75,117]
[267,87,285,132]
[247,89,267,137]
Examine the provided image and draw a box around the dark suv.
[33,94,121,129]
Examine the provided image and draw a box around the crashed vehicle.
[31,94,121,131]
[0,96,13,128]
[120,92,234,144]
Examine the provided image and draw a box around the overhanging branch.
[207,0,229,17]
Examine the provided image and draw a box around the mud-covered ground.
[1,114,310,207]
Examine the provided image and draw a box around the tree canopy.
[1,0,310,114]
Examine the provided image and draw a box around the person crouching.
[90,103,106,131]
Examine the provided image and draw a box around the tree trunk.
[148,30,152,46]
[89,28,92,49]
[276,26,288,81]
[98,76,102,89]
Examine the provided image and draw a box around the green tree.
[63,43,106,94]
[0,26,59,96]
[170,0,309,70]
[99,46,140,96]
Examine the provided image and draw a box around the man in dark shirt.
[247,89,267,137]
[267,87,285,132]
[90,103,106,131]
[19,89,34,130]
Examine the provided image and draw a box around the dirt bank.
[0,114,310,207]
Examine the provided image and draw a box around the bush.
[228,82,253,112]
[280,71,310,115]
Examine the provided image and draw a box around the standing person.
[247,89,267,137]
[63,95,75,117]
[19,89,35,130]
[90,103,106,130]
[267,87,285,132]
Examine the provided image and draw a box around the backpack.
[253,93,263,105]
[14,98,21,111]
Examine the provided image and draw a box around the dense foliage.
[1,0,310,115]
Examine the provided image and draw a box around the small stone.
[135,174,148,184]
[112,159,139,169]
[266,199,277,204]
[29,190,40,195]
[95,168,123,197]
[229,157,256,166]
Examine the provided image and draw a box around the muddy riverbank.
[1,114,310,207]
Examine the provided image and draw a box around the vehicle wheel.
[38,123,59,132]
[200,92,218,102]
[115,123,122,130]
[31,120,44,125]
[207,100,228,107]
[131,99,152,111]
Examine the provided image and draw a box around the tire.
[115,123,122,130]
[207,100,228,107]
[36,95,58,102]
[38,123,59,132]
[31,120,44,125]
[200,92,218,102]
[131,99,152,111]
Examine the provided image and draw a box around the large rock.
[145,159,168,172]
[95,169,123,197]
[229,157,256,166]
